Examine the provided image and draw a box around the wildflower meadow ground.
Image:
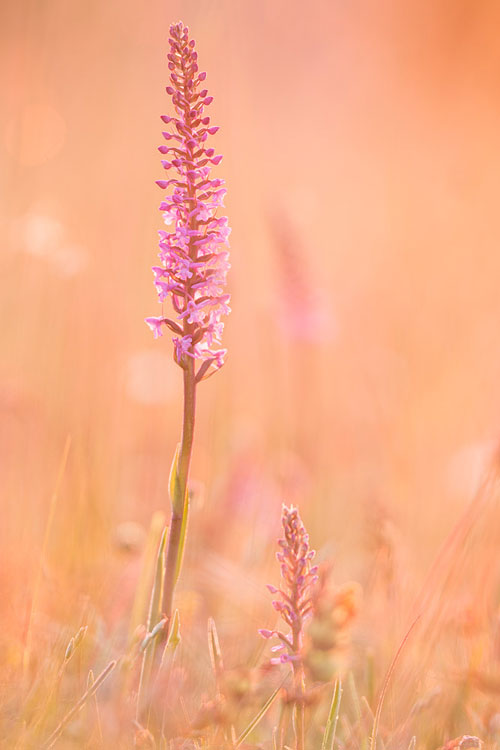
[3,1,500,749]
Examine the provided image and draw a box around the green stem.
[161,356,196,624]
[292,664,305,750]
[291,622,305,750]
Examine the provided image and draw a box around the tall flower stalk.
[260,505,318,750]
[146,21,230,628]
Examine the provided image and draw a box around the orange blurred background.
[2,0,500,689]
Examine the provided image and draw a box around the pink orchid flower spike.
[146,21,231,380]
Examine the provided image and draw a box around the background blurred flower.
[259,505,318,664]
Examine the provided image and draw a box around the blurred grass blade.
[74,625,88,648]
[160,608,181,667]
[348,671,367,750]
[63,625,88,666]
[173,489,189,585]
[23,435,71,678]
[370,615,420,750]
[208,617,224,679]
[235,679,285,748]
[366,648,375,708]
[361,695,375,722]
[136,527,168,721]
[64,638,75,662]
[148,527,167,630]
[321,678,342,750]
[42,660,116,749]
[129,510,166,641]
[168,443,189,588]
[348,671,361,725]
[168,443,181,510]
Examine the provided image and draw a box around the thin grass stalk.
[361,695,375,723]
[235,679,286,748]
[321,678,342,750]
[160,608,181,668]
[207,617,224,694]
[27,626,87,740]
[158,609,181,737]
[369,615,421,750]
[87,670,104,746]
[41,660,116,749]
[348,671,362,727]
[23,435,71,680]
[348,670,368,750]
[366,648,376,708]
[294,702,305,750]
[136,528,168,722]
[129,510,166,642]
[276,701,290,750]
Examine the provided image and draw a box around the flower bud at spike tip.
[145,21,230,372]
